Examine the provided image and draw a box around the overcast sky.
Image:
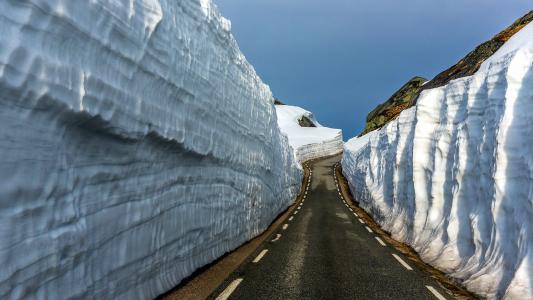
[214,0,532,139]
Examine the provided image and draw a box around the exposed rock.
[422,10,533,91]
[298,115,317,127]
[362,10,533,135]
[361,76,427,135]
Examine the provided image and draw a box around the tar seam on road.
[216,278,243,300]
[392,254,413,271]
[426,285,447,300]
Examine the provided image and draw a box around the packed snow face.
[276,105,343,163]
[342,23,533,299]
[0,1,302,299]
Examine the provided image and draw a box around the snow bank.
[342,23,533,299]
[0,1,302,299]
[276,105,343,163]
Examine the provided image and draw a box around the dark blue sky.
[214,0,532,139]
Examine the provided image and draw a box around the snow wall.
[342,23,533,299]
[0,1,302,299]
[276,105,343,163]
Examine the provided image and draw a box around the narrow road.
[209,155,450,300]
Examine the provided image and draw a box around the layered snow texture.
[342,23,533,299]
[0,1,302,299]
[276,105,343,163]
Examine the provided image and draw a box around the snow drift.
[342,23,533,299]
[276,105,343,163]
[0,1,302,299]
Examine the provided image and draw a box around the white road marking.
[353,212,358,217]
[426,285,447,300]
[253,249,268,263]
[216,278,243,300]
[358,218,365,224]
[365,226,373,233]
[392,254,413,270]
[288,216,294,221]
[294,211,298,215]
[375,236,386,246]
[282,224,289,230]
[349,208,353,212]
[271,234,282,242]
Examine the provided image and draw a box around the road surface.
[209,155,450,300]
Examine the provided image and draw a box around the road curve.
[209,155,451,300]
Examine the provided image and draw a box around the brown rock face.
[362,76,427,135]
[422,10,533,91]
[361,10,533,136]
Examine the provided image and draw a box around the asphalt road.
[209,155,450,300]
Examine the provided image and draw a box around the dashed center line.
[365,226,373,233]
[426,285,447,300]
[216,278,243,300]
[288,216,294,221]
[358,218,365,224]
[392,254,413,270]
[375,236,386,246]
[282,224,289,230]
[252,249,269,263]
[271,234,282,242]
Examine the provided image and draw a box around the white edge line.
[252,249,269,263]
[426,285,447,300]
[375,236,386,246]
[216,278,243,300]
[392,253,413,270]
[365,226,373,233]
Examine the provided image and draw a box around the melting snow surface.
[342,23,533,299]
[0,0,301,299]
[276,105,343,163]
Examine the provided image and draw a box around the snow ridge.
[342,24,533,299]
[0,1,301,299]
[276,105,343,163]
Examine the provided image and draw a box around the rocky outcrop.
[362,10,533,135]
[361,76,427,135]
